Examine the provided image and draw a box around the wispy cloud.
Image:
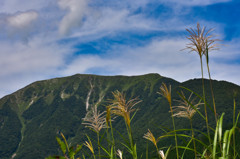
[0,35,72,97]
[58,0,89,35]
[7,11,38,28]
[0,11,39,39]
[159,0,231,6]
[62,38,199,79]
[0,2,57,41]
[67,7,161,42]
[0,0,50,13]
[62,37,240,85]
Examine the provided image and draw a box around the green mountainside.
[0,73,240,158]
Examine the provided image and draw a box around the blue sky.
[0,0,240,98]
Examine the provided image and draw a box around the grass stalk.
[105,123,111,155]
[106,106,116,159]
[155,144,160,159]
[109,118,116,159]
[169,98,179,158]
[146,142,149,159]
[205,52,218,124]
[233,98,236,159]
[125,121,137,159]
[200,57,211,146]
[159,83,179,158]
[143,129,162,159]
[190,119,197,159]
[97,132,101,159]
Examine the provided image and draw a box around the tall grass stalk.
[143,129,161,158]
[184,23,221,146]
[233,97,236,158]
[106,106,117,159]
[97,132,100,159]
[146,142,149,159]
[189,118,196,158]
[109,91,141,159]
[84,135,96,159]
[205,40,220,124]
[206,61,217,123]
[82,104,107,159]
[173,91,203,158]
[200,57,211,146]
[158,83,179,159]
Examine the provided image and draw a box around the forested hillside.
[0,73,239,158]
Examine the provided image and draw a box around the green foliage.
[0,104,22,159]
[46,132,82,159]
[210,113,240,159]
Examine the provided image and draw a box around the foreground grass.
[46,23,240,159]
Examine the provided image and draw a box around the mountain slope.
[0,73,239,159]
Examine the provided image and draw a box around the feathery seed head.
[172,91,203,120]
[184,23,220,58]
[84,141,94,154]
[158,150,166,159]
[117,149,123,159]
[82,104,107,133]
[143,129,158,147]
[109,90,141,128]
[158,83,172,106]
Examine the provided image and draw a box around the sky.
[0,0,240,98]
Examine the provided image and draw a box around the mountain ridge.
[0,73,240,158]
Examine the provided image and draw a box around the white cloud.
[67,5,223,44]
[7,11,38,28]
[0,11,40,41]
[210,38,240,61]
[69,8,160,42]
[62,37,240,86]
[205,38,240,85]
[58,0,89,35]
[160,0,231,6]
[0,0,50,13]
[93,0,151,10]
[62,38,200,80]
[211,63,240,85]
[0,35,73,98]
[62,55,115,74]
[1,36,240,98]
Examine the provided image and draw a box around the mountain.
[0,73,240,159]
